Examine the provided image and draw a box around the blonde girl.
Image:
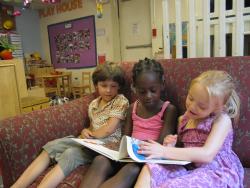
[135,70,244,188]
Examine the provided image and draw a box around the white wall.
[119,0,152,61]
[151,0,163,56]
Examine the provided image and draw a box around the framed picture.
[48,15,97,69]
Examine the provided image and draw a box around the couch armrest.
[0,94,95,187]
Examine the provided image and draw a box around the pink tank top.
[131,100,170,141]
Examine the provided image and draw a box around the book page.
[118,136,130,159]
[126,136,146,162]
[71,138,120,160]
[125,136,191,165]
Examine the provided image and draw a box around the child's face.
[96,79,120,103]
[134,72,162,108]
[185,83,217,120]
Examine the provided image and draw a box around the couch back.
[120,56,250,168]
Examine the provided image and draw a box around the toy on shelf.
[0,35,15,60]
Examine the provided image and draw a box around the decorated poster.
[48,15,97,69]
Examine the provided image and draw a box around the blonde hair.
[190,70,240,122]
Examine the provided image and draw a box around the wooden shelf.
[21,96,50,113]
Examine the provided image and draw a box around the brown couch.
[0,56,249,187]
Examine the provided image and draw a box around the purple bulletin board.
[48,16,97,69]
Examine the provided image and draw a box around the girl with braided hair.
[80,58,177,188]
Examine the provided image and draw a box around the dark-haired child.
[80,58,177,188]
[11,62,129,188]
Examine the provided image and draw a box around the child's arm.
[122,105,133,136]
[79,113,123,139]
[85,94,129,139]
[80,128,94,138]
[139,113,232,163]
[91,117,122,138]
[157,104,177,144]
[163,116,183,147]
[79,116,92,138]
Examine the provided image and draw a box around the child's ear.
[131,84,136,94]
[161,76,166,90]
[94,84,98,92]
[117,85,122,93]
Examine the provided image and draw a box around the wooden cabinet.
[0,59,28,120]
[0,64,21,119]
[0,59,51,120]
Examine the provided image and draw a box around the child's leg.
[37,164,65,188]
[100,163,142,188]
[79,155,116,188]
[134,165,151,188]
[39,146,93,188]
[11,151,50,188]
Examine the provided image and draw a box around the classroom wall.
[37,0,120,85]
[14,0,250,63]
[15,8,44,58]
[39,0,119,64]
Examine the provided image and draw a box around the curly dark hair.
[132,57,164,86]
[92,62,125,89]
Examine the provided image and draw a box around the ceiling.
[1,0,110,10]
[1,0,63,10]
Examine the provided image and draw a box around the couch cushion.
[244,168,250,187]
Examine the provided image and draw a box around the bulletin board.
[48,15,97,69]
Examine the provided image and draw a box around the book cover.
[71,136,190,165]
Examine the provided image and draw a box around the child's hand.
[80,129,93,139]
[138,140,166,159]
[163,134,177,147]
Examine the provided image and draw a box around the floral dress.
[148,114,244,188]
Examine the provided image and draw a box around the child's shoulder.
[89,96,101,106]
[213,112,232,127]
[116,94,128,100]
[162,102,176,115]
[113,94,129,104]
[178,115,184,124]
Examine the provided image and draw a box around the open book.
[71,136,190,165]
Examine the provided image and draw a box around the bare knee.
[140,165,150,175]
[134,165,151,188]
[79,156,113,188]
[41,150,49,158]
[92,155,112,170]
[122,163,141,177]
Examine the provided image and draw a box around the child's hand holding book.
[79,128,94,139]
[138,140,166,159]
[163,134,177,147]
